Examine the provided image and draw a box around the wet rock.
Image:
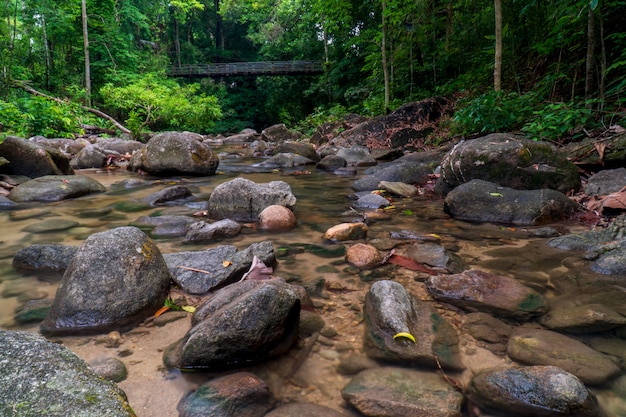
[336,146,377,167]
[426,269,548,319]
[30,136,86,155]
[164,241,275,294]
[351,152,440,191]
[261,124,302,143]
[585,168,626,196]
[341,367,463,417]
[316,155,346,171]
[40,226,171,336]
[436,133,581,195]
[378,180,418,197]
[256,153,316,168]
[208,177,297,222]
[167,279,300,370]
[23,218,79,233]
[273,142,320,162]
[128,131,219,176]
[406,242,468,273]
[12,244,78,274]
[185,219,242,242]
[539,303,626,333]
[141,185,193,206]
[14,298,53,324]
[257,204,297,231]
[0,195,17,208]
[72,145,108,168]
[9,206,51,220]
[352,193,390,209]
[469,366,604,417]
[0,136,74,177]
[0,330,136,417]
[8,175,106,202]
[444,179,578,225]
[299,310,325,337]
[89,357,128,383]
[178,372,275,417]
[507,327,621,385]
[463,312,512,353]
[345,243,381,269]
[265,402,349,417]
[132,214,196,237]
[364,280,463,370]
[564,131,626,167]
[323,222,368,241]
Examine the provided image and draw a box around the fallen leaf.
[489,192,503,197]
[239,255,273,281]
[386,254,437,274]
[393,332,416,343]
[154,306,171,317]
[222,260,233,267]
[181,305,196,313]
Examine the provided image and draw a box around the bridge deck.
[169,61,324,78]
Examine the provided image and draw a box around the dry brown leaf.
[387,254,438,274]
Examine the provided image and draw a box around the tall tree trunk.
[214,0,223,51]
[445,0,453,52]
[494,0,502,92]
[42,12,51,90]
[381,0,390,112]
[3,0,19,98]
[174,19,182,67]
[598,7,606,112]
[585,5,596,107]
[81,0,91,107]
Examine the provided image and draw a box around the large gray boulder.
[426,269,548,319]
[40,227,171,335]
[469,366,604,417]
[444,179,578,225]
[8,175,106,202]
[166,279,301,370]
[128,131,219,176]
[208,177,296,222]
[436,133,581,195]
[0,330,136,417]
[163,241,275,294]
[341,367,464,417]
[0,136,74,177]
[363,280,463,370]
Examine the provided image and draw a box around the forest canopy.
[1,0,625,140]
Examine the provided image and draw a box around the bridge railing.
[169,60,324,77]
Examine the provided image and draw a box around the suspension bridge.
[169,61,324,78]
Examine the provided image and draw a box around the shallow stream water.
[1,152,626,416]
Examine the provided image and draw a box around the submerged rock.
[40,226,171,335]
[8,175,106,202]
[265,402,349,417]
[178,372,275,417]
[426,269,548,319]
[185,218,242,242]
[12,244,78,274]
[444,179,578,225]
[539,303,626,333]
[507,327,621,385]
[363,280,463,370]
[166,279,301,370]
[341,367,463,417]
[0,330,136,417]
[208,177,297,222]
[323,222,368,241]
[469,366,604,417]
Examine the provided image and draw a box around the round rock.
[257,205,297,231]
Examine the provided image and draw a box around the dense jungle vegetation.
[1,0,625,141]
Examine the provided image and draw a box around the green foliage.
[294,104,348,136]
[100,73,222,138]
[452,91,536,135]
[522,101,595,142]
[0,97,83,139]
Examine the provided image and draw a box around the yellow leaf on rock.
[393,332,416,344]
[182,306,196,313]
[223,260,232,267]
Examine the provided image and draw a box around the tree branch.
[12,80,131,135]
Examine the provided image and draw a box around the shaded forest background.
[1,0,625,142]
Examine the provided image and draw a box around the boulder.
[345,243,382,269]
[336,146,377,167]
[341,367,463,417]
[378,180,418,197]
[352,193,391,209]
[469,366,603,417]
[436,133,581,195]
[8,175,106,202]
[30,136,86,156]
[323,222,368,241]
[178,372,275,417]
[141,185,193,206]
[256,153,316,168]
[316,155,346,171]
[40,227,171,335]
[585,168,626,196]
[132,214,196,238]
[12,244,78,274]
[507,327,621,385]
[128,131,219,176]
[272,142,319,161]
[444,179,578,225]
[363,280,463,370]
[406,242,468,273]
[261,124,302,143]
[257,205,297,231]
[71,145,108,168]
[164,241,275,294]
[426,269,548,319]
[166,279,301,370]
[539,303,626,333]
[185,219,242,242]
[0,136,74,177]
[0,330,136,417]
[208,177,296,222]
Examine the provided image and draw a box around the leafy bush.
[452,91,536,135]
[100,73,222,138]
[295,104,347,136]
[522,101,595,142]
[0,97,83,139]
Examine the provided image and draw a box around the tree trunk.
[585,5,596,107]
[81,0,91,107]
[494,0,502,92]
[214,0,223,51]
[42,12,51,90]
[381,0,390,112]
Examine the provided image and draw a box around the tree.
[494,0,502,92]
[81,0,91,106]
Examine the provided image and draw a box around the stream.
[1,150,626,417]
